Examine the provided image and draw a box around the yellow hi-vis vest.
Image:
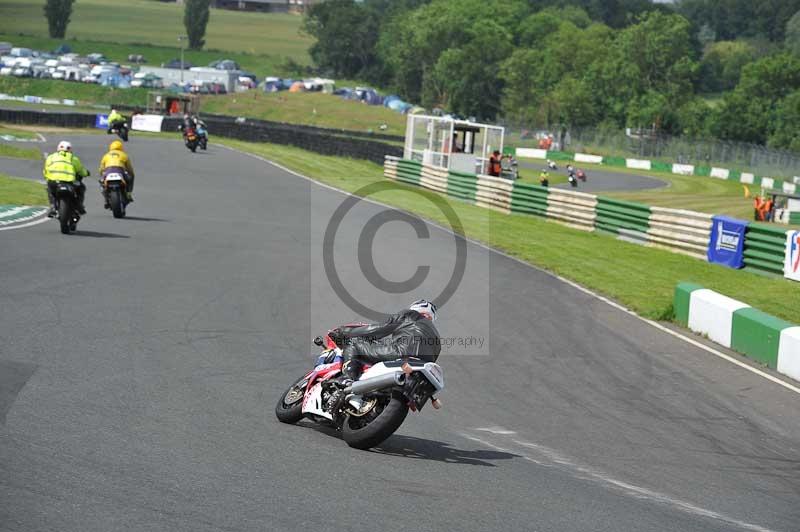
[43,151,78,182]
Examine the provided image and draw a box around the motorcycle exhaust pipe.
[347,371,405,395]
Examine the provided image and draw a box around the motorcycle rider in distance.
[107,108,125,134]
[99,140,136,204]
[326,300,441,418]
[43,140,89,217]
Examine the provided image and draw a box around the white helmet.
[56,141,72,152]
[409,299,437,321]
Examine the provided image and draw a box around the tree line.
[304,0,800,152]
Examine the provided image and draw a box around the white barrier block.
[777,327,800,382]
[793,176,800,185]
[131,114,164,132]
[785,230,800,282]
[740,173,755,184]
[626,159,651,170]
[673,164,694,175]
[710,167,730,179]
[760,177,774,189]
[687,289,749,348]
[783,182,796,194]
[575,153,603,164]
[516,148,548,159]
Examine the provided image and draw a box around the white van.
[10,47,32,58]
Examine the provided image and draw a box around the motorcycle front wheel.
[342,394,408,450]
[275,377,306,424]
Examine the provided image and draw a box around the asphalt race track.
[1,135,799,532]
[518,159,666,192]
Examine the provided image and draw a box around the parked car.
[130,72,163,89]
[12,66,32,77]
[10,47,33,58]
[208,59,239,71]
[0,42,12,56]
[0,66,12,76]
[86,53,107,64]
[162,58,193,69]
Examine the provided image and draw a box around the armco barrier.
[595,197,649,238]
[647,207,712,259]
[674,283,799,380]
[475,175,513,213]
[510,182,548,217]
[545,188,597,230]
[446,170,477,203]
[743,223,787,276]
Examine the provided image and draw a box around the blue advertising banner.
[707,215,748,269]
[94,114,109,129]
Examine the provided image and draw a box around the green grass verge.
[0,124,37,139]
[0,142,42,159]
[0,173,47,205]
[0,77,149,107]
[218,138,800,323]
[201,92,407,135]
[0,0,312,64]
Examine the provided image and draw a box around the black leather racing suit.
[336,309,441,381]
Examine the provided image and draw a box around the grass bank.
[0,77,149,108]
[0,0,312,63]
[218,138,800,323]
[0,173,47,205]
[0,33,299,81]
[0,142,41,160]
[0,124,38,139]
[202,92,407,135]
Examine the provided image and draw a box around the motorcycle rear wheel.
[109,189,125,219]
[275,377,306,424]
[342,394,408,450]
[58,201,72,234]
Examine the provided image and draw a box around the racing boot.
[327,379,353,424]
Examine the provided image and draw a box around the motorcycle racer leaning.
[326,299,441,416]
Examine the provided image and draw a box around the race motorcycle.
[53,181,81,234]
[109,122,129,142]
[196,125,208,150]
[568,174,578,187]
[101,171,129,219]
[576,169,587,182]
[275,327,445,450]
[184,127,199,153]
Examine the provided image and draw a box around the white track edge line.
[0,213,49,231]
[220,144,800,396]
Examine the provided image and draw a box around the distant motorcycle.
[109,122,129,142]
[547,160,558,170]
[101,170,129,219]
[568,173,578,188]
[577,169,587,182]
[183,127,199,153]
[53,181,81,234]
